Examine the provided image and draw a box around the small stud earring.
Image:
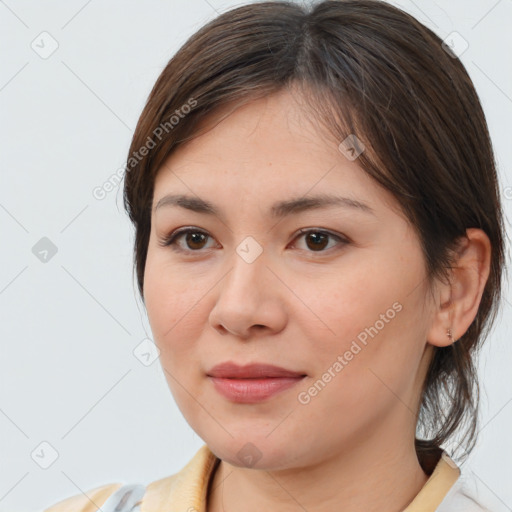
[447,328,454,342]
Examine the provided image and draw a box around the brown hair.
[122,0,505,469]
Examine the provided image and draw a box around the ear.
[427,228,492,347]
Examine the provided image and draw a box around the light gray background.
[1,1,511,511]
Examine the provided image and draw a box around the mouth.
[206,361,307,403]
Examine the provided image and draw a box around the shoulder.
[42,476,178,512]
[42,482,124,512]
[42,445,207,512]
[436,469,503,512]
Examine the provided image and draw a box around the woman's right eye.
[158,228,216,253]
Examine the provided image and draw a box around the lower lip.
[208,376,306,403]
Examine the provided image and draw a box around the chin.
[206,435,303,470]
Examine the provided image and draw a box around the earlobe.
[427,299,457,348]
[426,228,491,348]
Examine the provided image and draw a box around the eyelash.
[158,227,350,255]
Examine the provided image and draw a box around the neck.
[206,431,430,512]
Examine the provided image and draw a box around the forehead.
[152,89,399,219]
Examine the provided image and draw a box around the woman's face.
[143,88,437,469]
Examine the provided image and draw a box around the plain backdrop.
[1,1,511,511]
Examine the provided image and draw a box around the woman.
[44,0,505,510]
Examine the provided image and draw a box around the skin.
[143,87,491,512]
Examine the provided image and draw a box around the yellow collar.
[404,452,461,511]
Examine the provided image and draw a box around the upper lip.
[207,362,306,379]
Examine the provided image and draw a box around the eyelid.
[295,227,350,242]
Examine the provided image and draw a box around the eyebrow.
[153,193,376,219]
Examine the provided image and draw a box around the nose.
[208,251,287,339]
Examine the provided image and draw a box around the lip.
[207,361,306,379]
[207,362,307,403]
[209,376,306,403]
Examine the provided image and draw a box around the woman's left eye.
[293,228,349,252]
[158,228,349,254]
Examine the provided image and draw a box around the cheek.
[295,259,403,346]
[296,255,424,390]
[143,256,206,349]
[144,267,209,412]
